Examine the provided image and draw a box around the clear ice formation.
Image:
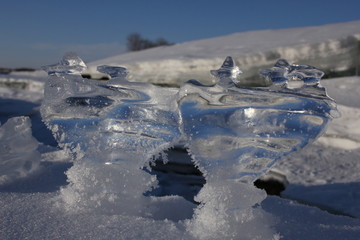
[41,52,87,76]
[260,58,326,87]
[40,54,338,237]
[179,57,337,184]
[210,56,243,87]
[41,54,180,166]
[41,53,338,183]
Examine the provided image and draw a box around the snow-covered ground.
[274,77,360,220]
[1,21,360,239]
[1,74,359,239]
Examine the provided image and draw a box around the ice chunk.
[259,59,289,87]
[0,117,40,184]
[180,57,337,238]
[97,65,129,79]
[210,56,242,87]
[179,57,337,184]
[274,58,291,69]
[288,64,324,86]
[262,58,325,86]
[41,54,181,164]
[41,54,181,214]
[42,52,87,76]
[41,54,338,237]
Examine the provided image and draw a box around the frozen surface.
[0,76,359,239]
[271,77,360,219]
[1,190,360,240]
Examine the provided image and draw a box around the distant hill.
[87,20,360,86]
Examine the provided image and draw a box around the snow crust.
[1,75,359,240]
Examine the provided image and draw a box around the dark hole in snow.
[146,148,206,204]
[147,148,289,201]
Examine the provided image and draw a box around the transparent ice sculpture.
[41,52,338,186]
[179,57,338,184]
[41,54,181,165]
[41,53,183,215]
[40,53,338,229]
[178,57,338,238]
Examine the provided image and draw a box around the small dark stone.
[254,171,288,196]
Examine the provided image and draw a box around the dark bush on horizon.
[127,33,173,52]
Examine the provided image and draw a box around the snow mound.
[90,21,360,66]
[0,116,41,185]
[87,21,360,86]
[317,104,360,150]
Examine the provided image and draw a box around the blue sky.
[1,0,359,68]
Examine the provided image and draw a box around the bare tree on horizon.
[126,33,173,52]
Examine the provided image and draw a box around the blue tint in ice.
[179,57,337,184]
[259,60,289,86]
[210,56,243,87]
[261,58,325,87]
[178,57,338,237]
[97,65,129,79]
[41,53,182,216]
[41,54,180,165]
[40,53,338,238]
[288,64,324,86]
